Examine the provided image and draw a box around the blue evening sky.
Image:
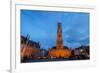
[21,9,89,49]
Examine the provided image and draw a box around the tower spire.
[56,22,63,49]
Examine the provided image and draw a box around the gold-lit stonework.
[48,22,71,58]
[21,36,40,60]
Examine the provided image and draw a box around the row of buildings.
[21,22,89,62]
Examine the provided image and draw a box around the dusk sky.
[21,9,90,49]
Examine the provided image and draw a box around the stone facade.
[48,22,71,58]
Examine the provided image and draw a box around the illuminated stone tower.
[48,22,71,58]
[56,22,63,49]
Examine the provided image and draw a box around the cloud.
[21,10,89,49]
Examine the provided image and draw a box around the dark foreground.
[21,57,89,63]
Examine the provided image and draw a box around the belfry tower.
[56,22,64,49]
[48,22,71,58]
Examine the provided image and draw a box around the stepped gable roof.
[21,35,40,48]
[75,46,89,50]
